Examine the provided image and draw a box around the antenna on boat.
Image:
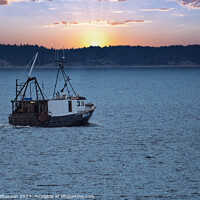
[28,52,38,78]
[57,50,59,62]
[55,49,57,62]
[62,47,65,61]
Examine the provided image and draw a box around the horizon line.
[0,43,200,50]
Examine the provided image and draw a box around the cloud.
[113,10,124,13]
[44,19,151,28]
[142,8,174,12]
[48,7,56,10]
[0,0,7,5]
[0,0,127,5]
[0,0,28,5]
[0,0,52,5]
[99,0,127,2]
[175,0,200,9]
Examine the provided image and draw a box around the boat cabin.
[48,95,86,117]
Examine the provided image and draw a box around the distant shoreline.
[1,44,200,67]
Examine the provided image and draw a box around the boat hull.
[9,105,95,127]
[39,109,95,127]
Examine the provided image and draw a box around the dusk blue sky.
[0,0,200,48]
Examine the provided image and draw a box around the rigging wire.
[37,54,45,90]
[18,53,49,100]
[18,54,35,79]
[37,54,49,99]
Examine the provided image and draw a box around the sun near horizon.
[0,0,200,49]
[79,29,110,48]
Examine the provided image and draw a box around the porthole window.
[77,101,80,106]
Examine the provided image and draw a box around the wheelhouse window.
[81,101,84,106]
[77,101,80,106]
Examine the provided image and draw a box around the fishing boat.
[9,52,96,127]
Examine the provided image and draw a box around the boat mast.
[14,52,45,101]
[62,47,65,60]
[53,49,77,98]
[28,52,38,78]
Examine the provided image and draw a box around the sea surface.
[0,67,200,200]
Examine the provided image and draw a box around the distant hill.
[0,44,200,67]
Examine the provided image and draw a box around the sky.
[0,0,200,49]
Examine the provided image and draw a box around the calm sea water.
[0,67,200,200]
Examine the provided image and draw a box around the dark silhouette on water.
[8,52,96,127]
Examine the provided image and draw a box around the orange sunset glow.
[0,0,200,48]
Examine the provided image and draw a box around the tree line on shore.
[0,44,200,67]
